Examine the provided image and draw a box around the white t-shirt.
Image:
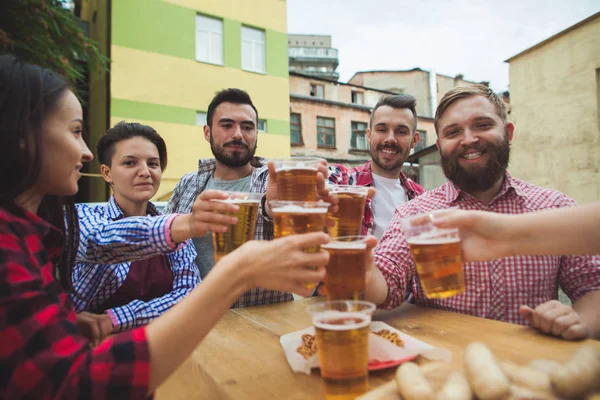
[371,174,408,239]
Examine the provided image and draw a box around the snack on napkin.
[297,333,318,360]
[373,329,404,347]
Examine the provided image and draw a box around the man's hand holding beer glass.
[431,208,600,340]
[265,157,338,216]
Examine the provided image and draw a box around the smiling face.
[436,95,514,193]
[205,102,258,167]
[367,105,419,176]
[101,136,162,205]
[38,90,93,197]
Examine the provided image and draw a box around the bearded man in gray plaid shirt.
[164,89,286,308]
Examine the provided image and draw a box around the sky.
[286,0,600,92]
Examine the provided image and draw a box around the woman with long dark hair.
[0,55,328,398]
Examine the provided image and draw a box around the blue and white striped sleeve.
[76,204,178,264]
[107,240,200,331]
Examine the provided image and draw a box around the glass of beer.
[272,157,324,201]
[270,200,329,290]
[211,192,262,262]
[307,300,375,400]
[400,208,465,298]
[323,236,368,301]
[328,186,368,237]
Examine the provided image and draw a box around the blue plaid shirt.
[73,196,200,331]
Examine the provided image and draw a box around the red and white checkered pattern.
[375,173,600,326]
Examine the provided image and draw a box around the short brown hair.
[434,84,508,134]
[370,94,418,132]
[98,121,168,171]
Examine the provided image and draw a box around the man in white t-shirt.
[328,94,424,239]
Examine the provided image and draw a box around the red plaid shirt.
[375,173,600,325]
[0,205,150,399]
[328,160,424,235]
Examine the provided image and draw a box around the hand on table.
[520,300,590,341]
[76,311,114,348]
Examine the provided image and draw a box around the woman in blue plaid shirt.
[73,122,204,342]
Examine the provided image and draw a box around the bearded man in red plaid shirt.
[365,84,600,340]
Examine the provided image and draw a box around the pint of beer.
[328,186,368,237]
[307,301,375,400]
[272,157,324,201]
[401,209,465,299]
[270,200,329,290]
[211,192,262,262]
[322,236,368,301]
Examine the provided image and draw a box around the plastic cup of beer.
[270,200,329,290]
[322,236,368,301]
[211,192,262,262]
[327,186,368,237]
[272,157,324,201]
[400,208,465,299]
[307,300,375,400]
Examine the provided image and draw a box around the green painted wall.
[112,99,289,136]
[112,0,195,60]
[266,119,290,136]
[112,99,196,125]
[112,0,288,80]
[266,29,289,78]
[223,19,241,69]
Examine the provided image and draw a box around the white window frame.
[257,119,267,132]
[196,112,207,127]
[195,14,223,65]
[241,26,266,74]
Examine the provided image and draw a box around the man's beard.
[210,134,257,168]
[440,135,510,193]
[370,143,410,171]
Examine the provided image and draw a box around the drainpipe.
[429,69,437,118]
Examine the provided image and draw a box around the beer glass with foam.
[211,192,262,262]
[327,185,368,237]
[322,236,368,301]
[307,300,375,400]
[270,200,329,290]
[400,208,465,298]
[272,157,324,201]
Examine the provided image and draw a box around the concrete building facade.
[507,11,600,204]
[288,34,339,81]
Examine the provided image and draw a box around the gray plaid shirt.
[164,157,292,308]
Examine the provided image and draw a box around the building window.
[290,113,302,145]
[413,130,427,152]
[257,119,267,132]
[317,117,335,148]
[242,26,265,73]
[196,112,207,127]
[310,84,324,99]
[350,121,368,150]
[351,91,364,105]
[195,15,223,65]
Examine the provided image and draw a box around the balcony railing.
[288,47,339,60]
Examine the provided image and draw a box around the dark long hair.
[0,54,79,292]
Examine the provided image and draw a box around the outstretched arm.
[433,203,600,261]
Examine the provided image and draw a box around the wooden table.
[156,298,599,399]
